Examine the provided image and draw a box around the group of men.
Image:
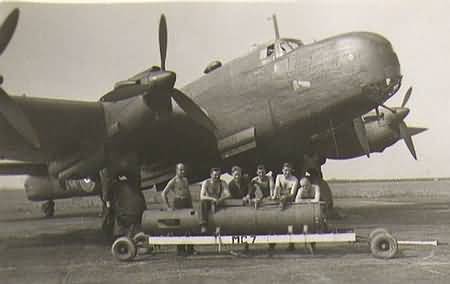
[162,162,321,229]
[100,161,322,255]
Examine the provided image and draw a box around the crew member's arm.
[218,181,231,202]
[274,175,281,198]
[289,177,299,199]
[161,178,174,209]
[294,186,304,203]
[246,178,256,199]
[244,177,253,200]
[268,176,275,198]
[200,180,217,202]
[312,185,321,203]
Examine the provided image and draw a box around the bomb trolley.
[111,201,440,261]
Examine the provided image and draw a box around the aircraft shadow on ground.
[1,211,100,223]
[2,228,110,248]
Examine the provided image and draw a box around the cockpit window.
[259,39,303,61]
[267,44,275,57]
[260,44,275,60]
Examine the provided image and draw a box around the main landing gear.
[41,199,55,217]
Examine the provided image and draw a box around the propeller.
[171,89,215,131]
[0,88,40,148]
[387,87,421,160]
[101,14,216,132]
[370,87,412,118]
[398,121,417,160]
[159,14,167,71]
[355,86,422,160]
[0,8,19,57]
[0,9,39,148]
[353,116,370,157]
[0,8,20,86]
[401,86,412,108]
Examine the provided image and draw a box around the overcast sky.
[0,0,449,187]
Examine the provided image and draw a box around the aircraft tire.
[112,237,137,261]
[368,228,389,243]
[370,232,398,259]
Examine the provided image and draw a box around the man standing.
[295,177,320,203]
[199,167,230,233]
[274,162,298,208]
[100,154,146,239]
[161,163,196,255]
[162,163,193,210]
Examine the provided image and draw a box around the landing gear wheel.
[112,237,137,261]
[368,228,389,243]
[41,200,55,217]
[370,232,398,259]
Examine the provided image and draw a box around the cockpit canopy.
[259,38,303,61]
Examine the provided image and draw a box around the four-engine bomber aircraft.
[0,9,425,217]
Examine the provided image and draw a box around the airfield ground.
[1,180,450,283]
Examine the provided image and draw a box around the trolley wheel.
[133,232,148,247]
[368,228,389,242]
[133,232,152,254]
[370,232,398,259]
[112,237,137,261]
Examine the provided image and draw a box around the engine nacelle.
[103,95,157,140]
[313,116,400,159]
[24,176,100,201]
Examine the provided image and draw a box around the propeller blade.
[353,117,370,157]
[0,8,19,56]
[407,126,427,136]
[171,89,216,132]
[159,14,167,71]
[379,103,396,113]
[399,121,417,160]
[0,88,40,148]
[401,86,412,108]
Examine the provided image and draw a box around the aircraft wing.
[0,161,47,175]
[0,96,105,163]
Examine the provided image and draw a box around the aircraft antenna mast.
[271,14,280,40]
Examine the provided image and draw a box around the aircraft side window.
[288,41,299,49]
[280,41,293,54]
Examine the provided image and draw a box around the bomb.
[142,200,325,235]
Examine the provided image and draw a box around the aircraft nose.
[354,32,402,104]
[360,32,401,79]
